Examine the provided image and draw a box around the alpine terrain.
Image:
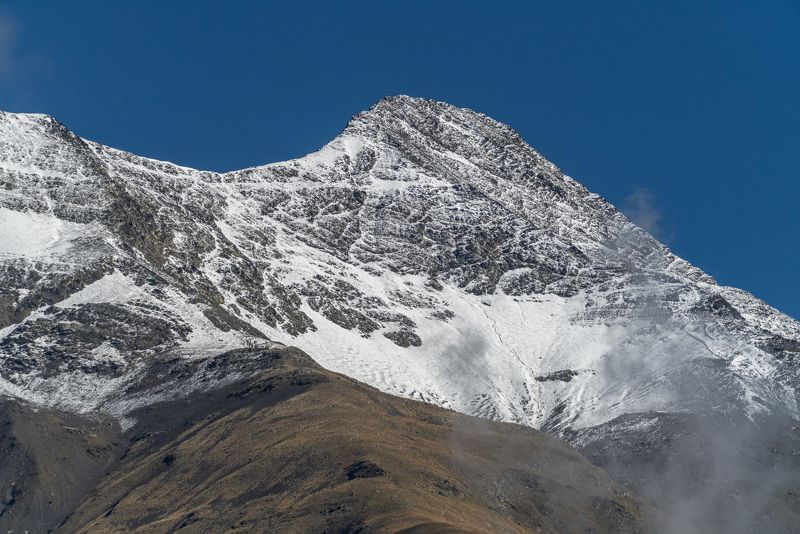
[0,96,798,532]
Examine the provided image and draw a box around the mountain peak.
[345,95,523,147]
[0,109,56,123]
[1,95,798,442]
[359,94,451,116]
[2,99,799,533]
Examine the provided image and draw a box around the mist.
[577,219,800,532]
[623,187,663,239]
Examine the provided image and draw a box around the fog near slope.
[392,184,799,531]
[429,244,800,531]
[659,413,800,534]
[434,328,493,414]
[436,329,656,532]
[584,223,800,533]
[596,335,800,531]
[623,187,669,242]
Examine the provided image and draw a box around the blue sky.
[1,1,798,318]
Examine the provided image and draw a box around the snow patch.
[0,207,92,258]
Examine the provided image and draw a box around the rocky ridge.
[1,96,799,531]
[1,97,797,432]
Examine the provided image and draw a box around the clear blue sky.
[1,1,798,319]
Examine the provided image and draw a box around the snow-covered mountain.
[1,96,798,435]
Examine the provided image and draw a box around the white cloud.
[624,187,663,237]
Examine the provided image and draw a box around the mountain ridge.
[1,96,798,427]
[1,96,799,531]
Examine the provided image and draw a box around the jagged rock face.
[0,97,798,439]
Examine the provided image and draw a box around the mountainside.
[1,96,799,531]
[2,346,652,533]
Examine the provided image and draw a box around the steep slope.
[0,402,121,532]
[1,97,799,530]
[3,347,653,533]
[574,411,800,534]
[1,98,797,431]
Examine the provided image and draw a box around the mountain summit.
[1,97,796,428]
[1,97,799,531]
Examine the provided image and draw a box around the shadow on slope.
[0,402,122,532]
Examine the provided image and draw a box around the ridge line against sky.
[0,0,797,319]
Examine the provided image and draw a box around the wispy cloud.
[624,187,663,238]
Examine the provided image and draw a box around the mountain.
[1,96,798,531]
[1,346,653,533]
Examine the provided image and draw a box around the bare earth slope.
[4,347,652,533]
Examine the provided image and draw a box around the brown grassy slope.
[0,402,122,533]
[56,347,651,533]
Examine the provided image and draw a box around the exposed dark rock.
[535,369,581,383]
[345,461,386,480]
[382,329,422,347]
